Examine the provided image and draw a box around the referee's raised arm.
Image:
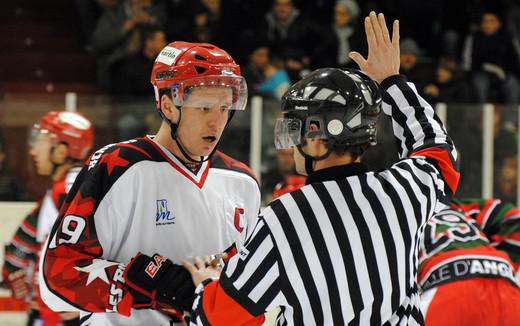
[351,12,459,204]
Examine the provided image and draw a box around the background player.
[419,197,520,325]
[2,111,94,325]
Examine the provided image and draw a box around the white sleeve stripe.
[384,81,453,159]
[225,219,267,277]
[248,262,279,302]
[231,233,275,290]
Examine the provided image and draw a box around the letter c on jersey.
[234,208,245,232]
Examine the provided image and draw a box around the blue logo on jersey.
[156,199,175,225]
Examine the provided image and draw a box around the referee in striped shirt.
[183,11,460,325]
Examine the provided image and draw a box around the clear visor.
[28,124,54,149]
[170,75,247,111]
[274,118,302,149]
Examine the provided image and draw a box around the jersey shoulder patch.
[86,137,163,173]
[210,151,258,184]
[73,137,165,201]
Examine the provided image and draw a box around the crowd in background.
[73,0,520,106]
[2,0,520,203]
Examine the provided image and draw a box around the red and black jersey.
[418,198,520,291]
[40,136,260,325]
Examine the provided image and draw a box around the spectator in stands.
[506,0,520,39]
[241,44,270,96]
[259,58,291,99]
[284,48,312,84]
[496,156,518,204]
[259,0,323,68]
[90,0,167,91]
[399,37,434,91]
[451,103,517,198]
[327,0,366,68]
[462,10,520,105]
[493,106,517,174]
[423,57,471,104]
[0,138,32,201]
[111,27,167,97]
[188,0,225,45]
[74,0,119,51]
[437,0,483,58]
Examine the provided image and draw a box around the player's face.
[177,87,232,158]
[29,132,54,176]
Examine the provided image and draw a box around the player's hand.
[5,270,30,300]
[124,253,195,312]
[182,256,222,287]
[349,11,400,84]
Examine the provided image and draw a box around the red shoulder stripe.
[411,147,459,194]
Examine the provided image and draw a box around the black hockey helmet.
[275,68,382,160]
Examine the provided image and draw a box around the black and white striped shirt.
[190,75,459,326]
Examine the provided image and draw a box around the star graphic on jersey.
[99,149,129,175]
[74,259,119,285]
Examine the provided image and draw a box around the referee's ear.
[306,123,327,154]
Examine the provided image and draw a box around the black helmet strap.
[296,139,334,175]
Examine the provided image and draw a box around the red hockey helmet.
[151,41,247,111]
[33,111,94,160]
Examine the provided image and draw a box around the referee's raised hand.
[349,11,400,84]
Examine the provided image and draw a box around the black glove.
[124,252,196,314]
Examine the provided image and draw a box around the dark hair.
[140,27,164,52]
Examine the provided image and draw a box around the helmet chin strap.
[296,140,334,175]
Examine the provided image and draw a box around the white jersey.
[39,136,260,325]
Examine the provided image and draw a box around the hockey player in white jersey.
[3,111,94,325]
[39,42,260,325]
